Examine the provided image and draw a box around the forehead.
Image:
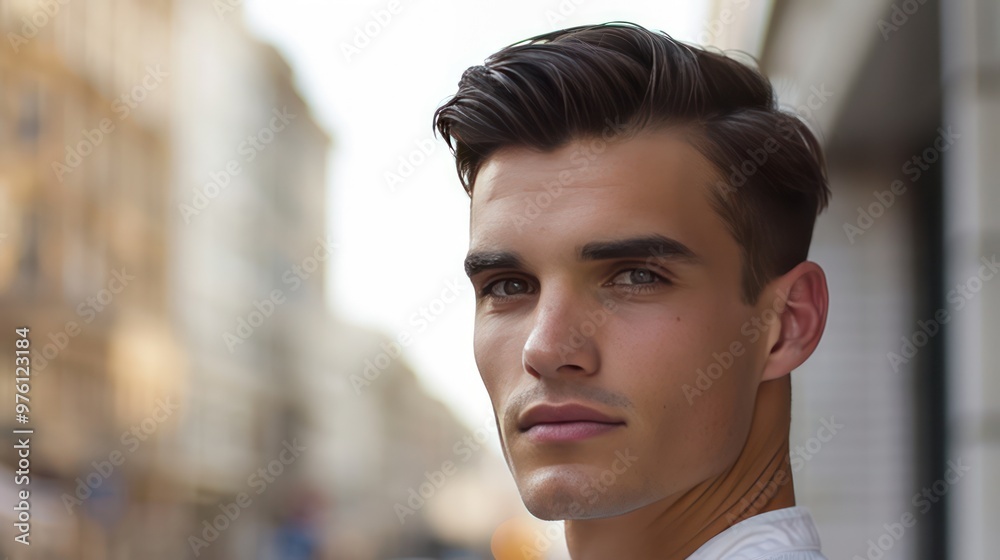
[468,129,729,257]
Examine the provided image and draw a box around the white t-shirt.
[685,506,827,560]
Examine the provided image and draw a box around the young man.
[433,22,830,559]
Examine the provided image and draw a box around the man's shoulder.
[685,506,827,560]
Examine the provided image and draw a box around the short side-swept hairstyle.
[433,22,831,305]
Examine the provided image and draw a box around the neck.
[564,376,795,560]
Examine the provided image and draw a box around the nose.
[522,287,601,379]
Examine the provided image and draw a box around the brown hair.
[433,22,830,304]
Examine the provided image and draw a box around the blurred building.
[168,1,333,556]
[168,2,509,557]
[709,0,999,558]
[0,1,499,558]
[0,0,182,558]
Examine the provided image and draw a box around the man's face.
[466,128,773,520]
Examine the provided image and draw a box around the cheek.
[605,299,757,428]
[607,302,719,396]
[601,305,757,481]
[473,316,525,401]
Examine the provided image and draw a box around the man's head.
[433,22,830,521]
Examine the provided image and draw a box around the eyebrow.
[464,251,525,279]
[580,234,700,263]
[464,234,700,278]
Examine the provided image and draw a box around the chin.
[515,463,633,520]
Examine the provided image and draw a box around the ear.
[759,261,829,382]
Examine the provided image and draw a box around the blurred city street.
[0,0,997,559]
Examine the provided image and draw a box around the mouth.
[517,403,625,443]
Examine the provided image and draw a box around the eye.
[480,278,533,300]
[607,267,671,291]
[607,267,672,294]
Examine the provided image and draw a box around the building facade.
[707,0,999,558]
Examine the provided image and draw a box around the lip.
[517,403,625,442]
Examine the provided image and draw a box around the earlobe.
[759,261,829,382]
